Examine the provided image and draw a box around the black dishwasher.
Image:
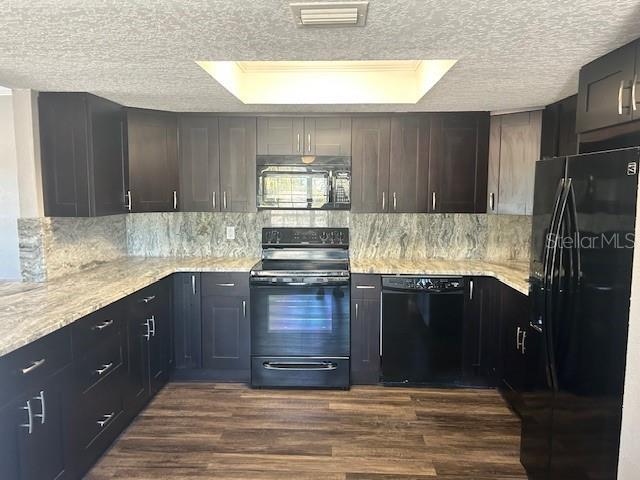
[381,277,465,386]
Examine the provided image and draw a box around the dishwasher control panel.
[382,277,463,291]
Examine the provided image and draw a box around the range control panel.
[262,228,349,247]
[382,277,463,291]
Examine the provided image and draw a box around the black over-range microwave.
[256,155,351,210]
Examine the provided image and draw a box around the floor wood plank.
[86,383,527,479]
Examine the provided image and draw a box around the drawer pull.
[142,295,156,303]
[97,412,115,428]
[20,400,33,434]
[215,283,236,287]
[93,319,114,331]
[21,358,46,375]
[356,285,376,289]
[95,362,114,376]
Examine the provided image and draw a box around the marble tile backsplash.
[18,211,531,282]
[18,216,128,282]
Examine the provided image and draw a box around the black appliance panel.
[251,356,349,388]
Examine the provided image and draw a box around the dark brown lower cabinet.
[0,367,73,480]
[200,273,250,381]
[462,277,500,386]
[173,273,202,370]
[498,283,531,417]
[350,275,381,384]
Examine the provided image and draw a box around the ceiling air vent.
[290,1,369,27]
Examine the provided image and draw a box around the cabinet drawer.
[76,370,124,449]
[72,301,123,357]
[202,272,249,297]
[351,274,381,299]
[130,282,165,311]
[74,331,125,394]
[0,327,72,408]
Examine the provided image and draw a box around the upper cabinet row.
[257,116,351,156]
[577,38,640,132]
[351,113,489,213]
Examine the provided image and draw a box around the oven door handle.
[262,361,338,371]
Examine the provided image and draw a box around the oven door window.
[251,284,350,357]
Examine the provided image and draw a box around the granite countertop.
[0,256,259,358]
[351,258,530,295]
[0,255,529,359]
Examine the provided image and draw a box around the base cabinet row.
[0,279,172,480]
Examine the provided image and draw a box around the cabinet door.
[499,284,530,416]
[88,95,127,216]
[178,115,220,212]
[127,108,179,212]
[429,113,489,213]
[351,275,382,384]
[202,295,250,379]
[148,283,172,396]
[389,116,429,213]
[576,40,637,132]
[219,117,257,212]
[173,273,202,369]
[486,115,501,213]
[257,117,305,155]
[304,117,352,156]
[462,277,499,385]
[496,110,541,215]
[39,93,90,217]
[541,95,578,161]
[0,369,72,480]
[123,301,149,417]
[351,117,391,213]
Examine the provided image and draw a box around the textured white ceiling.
[0,0,639,112]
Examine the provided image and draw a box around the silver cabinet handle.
[21,400,33,434]
[521,331,527,354]
[490,192,495,211]
[148,315,156,337]
[355,302,359,319]
[173,190,178,210]
[95,362,114,376]
[529,321,543,333]
[142,295,156,304]
[97,412,115,428]
[393,192,397,211]
[356,285,376,289]
[126,190,132,211]
[379,307,383,356]
[144,320,151,340]
[297,133,301,153]
[633,74,638,111]
[94,319,113,331]
[381,191,386,211]
[307,133,311,153]
[223,191,227,210]
[516,326,523,350]
[212,191,216,210]
[469,279,474,300]
[21,358,45,375]
[242,300,246,318]
[619,80,624,115]
[192,275,196,295]
[432,191,437,211]
[216,283,236,287]
[33,391,45,425]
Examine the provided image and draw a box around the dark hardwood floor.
[86,383,527,479]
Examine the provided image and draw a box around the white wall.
[618,188,640,479]
[0,92,21,279]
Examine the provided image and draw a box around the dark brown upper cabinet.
[351,117,391,213]
[540,94,578,160]
[178,115,220,212]
[428,112,489,213]
[257,117,305,155]
[126,108,178,212]
[39,92,127,217]
[219,117,257,212]
[257,116,351,156]
[389,116,430,213]
[577,39,640,133]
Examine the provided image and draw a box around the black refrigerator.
[521,147,639,479]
